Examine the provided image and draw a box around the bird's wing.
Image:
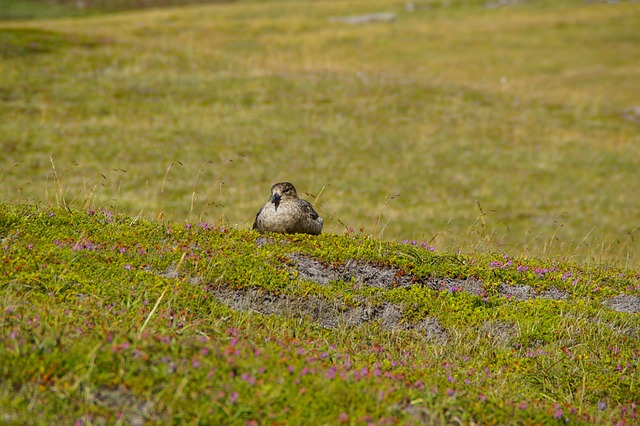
[299,200,319,220]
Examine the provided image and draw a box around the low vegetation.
[1,0,640,265]
[1,0,639,424]
[0,0,230,20]
[1,203,638,424]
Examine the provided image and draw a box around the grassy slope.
[0,202,638,424]
[1,0,639,265]
[0,205,640,424]
[0,1,639,423]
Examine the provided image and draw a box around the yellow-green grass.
[2,3,639,423]
[1,202,639,424]
[0,0,228,20]
[1,0,640,266]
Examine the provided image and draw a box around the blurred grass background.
[1,0,639,264]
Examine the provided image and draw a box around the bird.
[253,182,323,235]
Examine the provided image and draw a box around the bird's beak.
[270,193,281,210]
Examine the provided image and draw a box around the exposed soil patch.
[255,235,277,248]
[211,287,449,342]
[497,284,568,301]
[289,254,572,302]
[422,276,484,294]
[92,385,157,426]
[604,294,640,313]
[212,287,402,330]
[288,253,415,289]
[623,105,640,123]
[412,317,450,343]
[207,253,636,338]
[497,284,533,301]
[213,288,364,329]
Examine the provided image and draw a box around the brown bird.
[253,182,323,235]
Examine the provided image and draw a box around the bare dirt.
[211,287,449,341]
[208,253,639,343]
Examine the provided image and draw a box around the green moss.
[0,28,101,59]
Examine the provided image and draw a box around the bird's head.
[270,182,298,209]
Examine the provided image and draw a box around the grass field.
[1,203,638,424]
[1,0,639,424]
[1,0,639,265]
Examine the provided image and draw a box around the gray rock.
[329,12,396,25]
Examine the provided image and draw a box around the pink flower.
[241,373,256,385]
[325,367,336,380]
[553,406,563,419]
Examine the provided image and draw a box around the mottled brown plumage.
[253,182,323,235]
